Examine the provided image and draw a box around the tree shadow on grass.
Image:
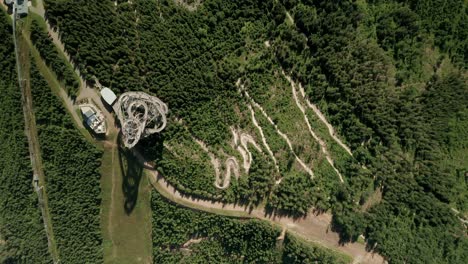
[263,203,310,221]
[117,136,144,215]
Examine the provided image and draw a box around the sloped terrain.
[18,0,468,262]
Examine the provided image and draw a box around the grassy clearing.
[100,145,114,261]
[100,140,152,264]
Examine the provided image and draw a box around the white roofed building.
[101,87,117,106]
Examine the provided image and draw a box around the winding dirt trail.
[230,127,249,172]
[230,127,264,173]
[223,157,239,187]
[284,71,344,183]
[194,138,240,189]
[146,168,385,264]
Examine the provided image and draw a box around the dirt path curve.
[231,127,250,173]
[145,167,385,264]
[194,138,240,189]
[284,71,344,183]
[230,127,266,173]
[182,237,205,248]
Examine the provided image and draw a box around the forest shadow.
[331,225,378,252]
[100,96,115,113]
[117,135,144,215]
[330,215,363,247]
[263,204,317,221]
[230,196,264,214]
[4,3,13,15]
[137,133,165,162]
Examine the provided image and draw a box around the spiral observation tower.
[114,92,168,148]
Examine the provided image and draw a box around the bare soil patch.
[174,0,202,11]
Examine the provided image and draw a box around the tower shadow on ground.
[117,135,144,215]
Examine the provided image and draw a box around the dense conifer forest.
[42,0,468,262]
[30,18,79,98]
[151,190,350,263]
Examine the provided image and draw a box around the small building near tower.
[79,104,107,135]
[101,87,117,106]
